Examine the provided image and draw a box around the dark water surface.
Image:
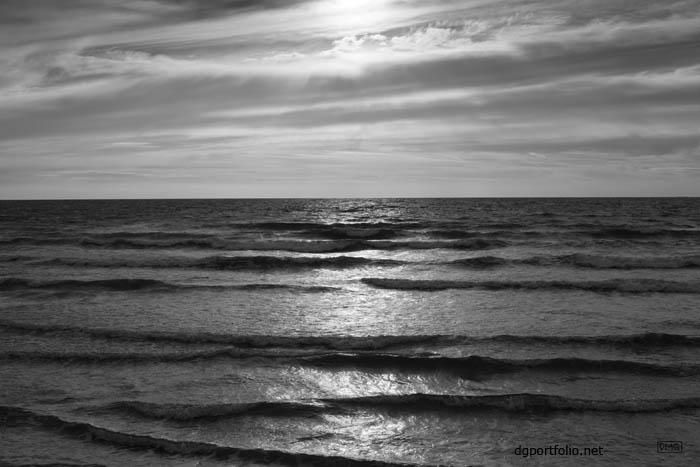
[1,198,699,466]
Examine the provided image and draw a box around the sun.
[311,0,394,34]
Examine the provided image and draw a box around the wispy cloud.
[1,0,699,197]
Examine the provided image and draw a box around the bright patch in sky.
[0,0,699,198]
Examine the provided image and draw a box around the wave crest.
[299,353,697,377]
[0,278,174,292]
[362,278,700,293]
[0,406,432,467]
[450,254,700,270]
[41,255,403,270]
[96,392,700,422]
[2,349,695,377]
[2,320,698,349]
[0,278,338,294]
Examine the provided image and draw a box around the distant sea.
[1,198,699,466]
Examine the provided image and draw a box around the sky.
[1,0,699,198]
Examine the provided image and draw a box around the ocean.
[1,198,699,466]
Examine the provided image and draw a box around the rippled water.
[1,198,699,466]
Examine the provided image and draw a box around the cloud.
[1,0,699,197]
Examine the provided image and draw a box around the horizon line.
[1,196,698,201]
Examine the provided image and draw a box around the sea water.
[1,198,699,466]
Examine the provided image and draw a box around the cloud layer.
[1,0,699,197]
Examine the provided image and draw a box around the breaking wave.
[40,255,404,270]
[584,227,700,239]
[0,254,35,263]
[104,399,344,420]
[0,348,288,363]
[450,256,508,268]
[297,353,698,377]
[43,237,507,252]
[334,393,700,413]
[0,278,177,292]
[1,320,698,349]
[237,220,426,233]
[80,237,374,253]
[0,236,66,246]
[372,239,507,250]
[300,227,402,240]
[2,349,696,377]
[548,253,700,269]
[0,406,432,467]
[95,393,700,422]
[0,321,442,349]
[450,254,700,270]
[362,278,700,294]
[0,278,337,294]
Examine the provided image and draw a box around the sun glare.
[312,0,394,34]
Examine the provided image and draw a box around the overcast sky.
[1,0,699,198]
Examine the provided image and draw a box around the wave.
[431,227,700,241]
[481,332,700,347]
[86,231,213,239]
[0,236,66,246]
[428,229,540,239]
[79,238,504,252]
[0,463,107,467]
[297,353,698,377]
[0,348,286,363]
[2,348,696,376]
[229,284,340,292]
[96,393,700,422]
[584,227,700,239]
[40,255,404,270]
[362,278,700,294]
[0,278,338,294]
[49,237,507,252]
[4,227,698,250]
[0,278,176,292]
[299,227,402,240]
[549,253,700,269]
[0,254,35,263]
[334,393,700,413]
[0,323,445,351]
[0,406,434,467]
[2,320,699,350]
[384,239,506,250]
[450,254,700,270]
[450,256,508,268]
[240,220,426,231]
[80,237,375,253]
[429,230,489,239]
[104,399,344,420]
